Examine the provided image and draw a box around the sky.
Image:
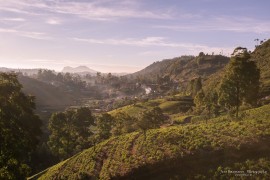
[0,0,269,73]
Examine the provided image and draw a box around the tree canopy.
[218,47,260,118]
[137,107,166,134]
[48,107,95,160]
[0,73,42,179]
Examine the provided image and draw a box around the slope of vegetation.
[109,96,193,117]
[203,39,270,101]
[132,55,229,83]
[31,104,270,179]
[252,39,270,98]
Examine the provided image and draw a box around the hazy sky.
[0,0,269,72]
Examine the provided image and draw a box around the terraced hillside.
[30,104,270,179]
[109,96,193,117]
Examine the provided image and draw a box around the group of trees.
[0,72,167,178]
[36,70,87,90]
[47,107,95,159]
[47,106,166,160]
[0,46,261,178]
[194,47,260,119]
[0,73,42,179]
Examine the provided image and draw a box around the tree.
[96,113,114,141]
[137,107,166,136]
[111,112,136,136]
[0,73,42,179]
[199,52,205,57]
[194,89,205,113]
[194,90,219,122]
[48,107,95,160]
[218,47,260,118]
[204,91,219,119]
[187,77,202,97]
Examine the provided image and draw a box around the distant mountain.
[62,66,97,74]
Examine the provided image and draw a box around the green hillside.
[132,55,229,83]
[109,96,193,118]
[30,104,270,179]
[252,39,270,97]
[202,39,270,100]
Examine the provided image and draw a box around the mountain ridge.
[62,66,97,74]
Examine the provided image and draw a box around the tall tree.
[96,113,114,141]
[194,90,219,121]
[0,73,42,179]
[218,47,260,118]
[187,77,202,97]
[48,107,94,160]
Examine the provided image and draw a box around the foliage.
[37,70,87,90]
[96,113,114,141]
[136,107,166,133]
[187,77,202,97]
[219,47,260,118]
[111,112,136,136]
[0,73,42,179]
[251,39,270,99]
[131,55,228,87]
[195,89,219,119]
[47,107,95,159]
[33,104,270,179]
[110,96,193,118]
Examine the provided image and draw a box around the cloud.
[46,18,61,25]
[73,37,174,47]
[0,28,51,40]
[154,16,270,34]
[73,36,234,55]
[0,6,42,15]
[0,18,26,22]
[0,0,172,21]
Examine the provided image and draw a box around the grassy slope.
[109,99,163,116]
[131,55,229,83]
[109,97,192,120]
[31,104,270,179]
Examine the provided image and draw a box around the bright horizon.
[0,0,269,73]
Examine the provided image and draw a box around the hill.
[18,75,75,108]
[251,39,270,97]
[131,55,229,84]
[203,39,270,100]
[109,95,194,121]
[62,66,97,74]
[30,104,270,179]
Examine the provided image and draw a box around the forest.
[1,39,270,179]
